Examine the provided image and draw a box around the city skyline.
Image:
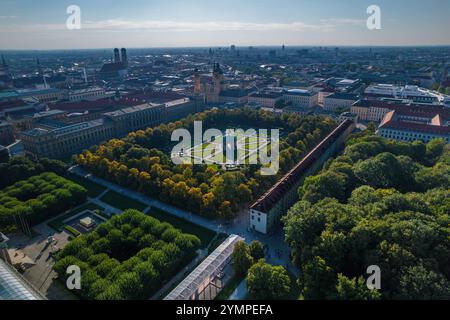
[1,0,450,50]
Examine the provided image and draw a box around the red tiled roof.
[380,120,450,135]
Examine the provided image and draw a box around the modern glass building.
[0,258,44,300]
[164,234,244,300]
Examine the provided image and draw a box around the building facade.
[194,64,256,105]
[20,98,194,159]
[365,84,449,105]
[377,110,450,144]
[248,91,283,108]
[69,87,109,102]
[351,99,450,123]
[21,103,165,159]
[323,93,359,112]
[283,89,318,110]
[0,120,14,146]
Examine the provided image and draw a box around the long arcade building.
[249,119,355,234]
[20,99,194,159]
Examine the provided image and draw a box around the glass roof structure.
[164,234,244,300]
[0,258,44,300]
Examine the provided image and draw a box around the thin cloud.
[320,18,366,26]
[83,19,335,32]
[0,18,365,33]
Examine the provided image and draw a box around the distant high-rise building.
[121,48,128,68]
[0,54,13,89]
[114,48,121,63]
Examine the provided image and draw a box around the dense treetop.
[0,156,68,189]
[0,172,87,233]
[283,135,450,299]
[54,209,201,300]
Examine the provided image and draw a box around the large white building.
[248,91,283,108]
[365,84,450,106]
[283,89,318,109]
[377,109,450,144]
[352,99,450,123]
[323,93,359,112]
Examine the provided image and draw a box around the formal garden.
[75,107,337,220]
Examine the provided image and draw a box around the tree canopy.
[0,172,87,233]
[247,260,292,300]
[54,209,201,300]
[284,135,450,300]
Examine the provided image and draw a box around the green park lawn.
[100,190,148,211]
[146,207,217,249]
[66,174,107,198]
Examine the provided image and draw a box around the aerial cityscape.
[0,0,450,310]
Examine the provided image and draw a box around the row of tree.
[283,134,450,299]
[0,156,68,189]
[76,108,336,219]
[0,172,87,232]
[54,210,201,300]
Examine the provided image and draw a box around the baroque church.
[194,63,256,105]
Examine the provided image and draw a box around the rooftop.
[164,234,244,301]
[379,110,450,135]
[104,103,162,118]
[249,91,283,99]
[285,89,314,96]
[325,93,359,100]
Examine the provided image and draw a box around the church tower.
[194,68,201,95]
[213,63,224,96]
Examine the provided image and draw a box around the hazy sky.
[1,0,449,49]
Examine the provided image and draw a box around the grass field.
[178,129,274,166]
[100,190,148,211]
[66,174,106,198]
[146,207,216,248]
